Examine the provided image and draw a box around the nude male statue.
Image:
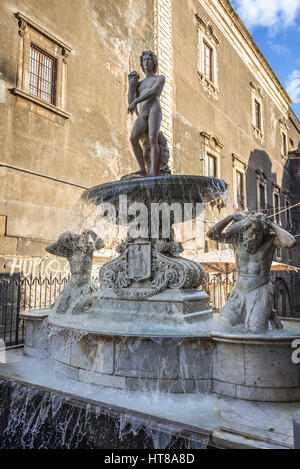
[207,212,296,333]
[127,50,165,177]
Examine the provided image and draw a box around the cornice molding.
[15,12,72,53]
[272,182,281,193]
[250,81,263,100]
[200,131,224,150]
[256,169,267,181]
[195,13,219,45]
[279,118,289,133]
[232,153,246,167]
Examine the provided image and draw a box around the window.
[254,100,261,130]
[256,170,267,212]
[284,195,292,227]
[208,154,217,177]
[250,82,264,141]
[232,154,247,211]
[276,247,282,260]
[196,14,219,98]
[273,192,280,224]
[287,247,293,263]
[236,170,245,209]
[200,132,223,182]
[282,132,287,158]
[279,119,289,163]
[203,42,213,82]
[258,183,266,211]
[272,186,281,259]
[29,45,57,105]
[12,12,71,120]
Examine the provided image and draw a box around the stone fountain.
[1,50,300,449]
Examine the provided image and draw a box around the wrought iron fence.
[206,271,296,318]
[0,274,69,346]
[205,272,236,311]
[0,270,296,346]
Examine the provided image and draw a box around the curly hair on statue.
[241,212,271,238]
[140,50,158,73]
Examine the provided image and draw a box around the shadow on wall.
[246,149,277,213]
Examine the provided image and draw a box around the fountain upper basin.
[82,175,227,221]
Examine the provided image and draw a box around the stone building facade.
[0,0,299,307]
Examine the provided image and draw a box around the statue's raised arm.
[269,220,296,249]
[207,213,244,243]
[128,71,140,112]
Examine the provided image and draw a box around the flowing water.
[0,356,219,448]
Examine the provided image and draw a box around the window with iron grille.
[29,44,57,105]
[12,13,71,119]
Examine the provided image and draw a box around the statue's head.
[241,212,271,253]
[46,231,81,257]
[46,230,102,258]
[140,50,158,74]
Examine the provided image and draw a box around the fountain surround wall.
[0,377,209,449]
[21,311,300,402]
[19,174,300,403]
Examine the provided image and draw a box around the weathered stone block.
[32,320,45,349]
[213,342,245,385]
[195,379,213,393]
[24,343,47,359]
[25,320,33,348]
[48,333,71,365]
[79,370,126,389]
[125,377,196,393]
[179,338,213,380]
[0,236,17,255]
[213,379,236,398]
[244,344,300,388]
[0,216,6,235]
[51,360,80,381]
[236,384,300,402]
[17,238,50,257]
[115,337,178,379]
[70,334,114,375]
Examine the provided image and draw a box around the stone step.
[219,423,293,449]
[212,430,290,449]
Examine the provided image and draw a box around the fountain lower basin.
[21,310,300,401]
[211,330,300,401]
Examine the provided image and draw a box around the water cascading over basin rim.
[81,175,227,217]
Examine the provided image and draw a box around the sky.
[231,0,300,119]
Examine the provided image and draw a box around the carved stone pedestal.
[99,236,205,291]
[89,288,211,323]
